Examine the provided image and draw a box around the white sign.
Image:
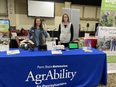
[98,27,116,38]
[0,38,9,52]
[46,41,56,50]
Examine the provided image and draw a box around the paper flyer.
[7,50,20,55]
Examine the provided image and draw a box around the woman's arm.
[43,29,48,38]
[70,24,74,41]
[57,24,61,45]
[58,24,61,41]
[27,28,33,39]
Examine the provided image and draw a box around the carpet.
[98,73,116,87]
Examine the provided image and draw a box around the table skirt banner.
[0,48,107,87]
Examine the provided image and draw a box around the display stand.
[0,19,10,51]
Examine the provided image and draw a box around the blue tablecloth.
[0,48,107,87]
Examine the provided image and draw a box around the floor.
[98,73,116,87]
[99,51,116,86]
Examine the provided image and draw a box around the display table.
[0,48,107,87]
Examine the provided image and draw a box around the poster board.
[97,27,116,51]
[97,0,116,51]
[0,19,10,51]
[98,27,116,38]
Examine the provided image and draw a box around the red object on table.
[84,38,97,48]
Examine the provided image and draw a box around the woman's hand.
[58,41,61,45]
[25,38,29,41]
